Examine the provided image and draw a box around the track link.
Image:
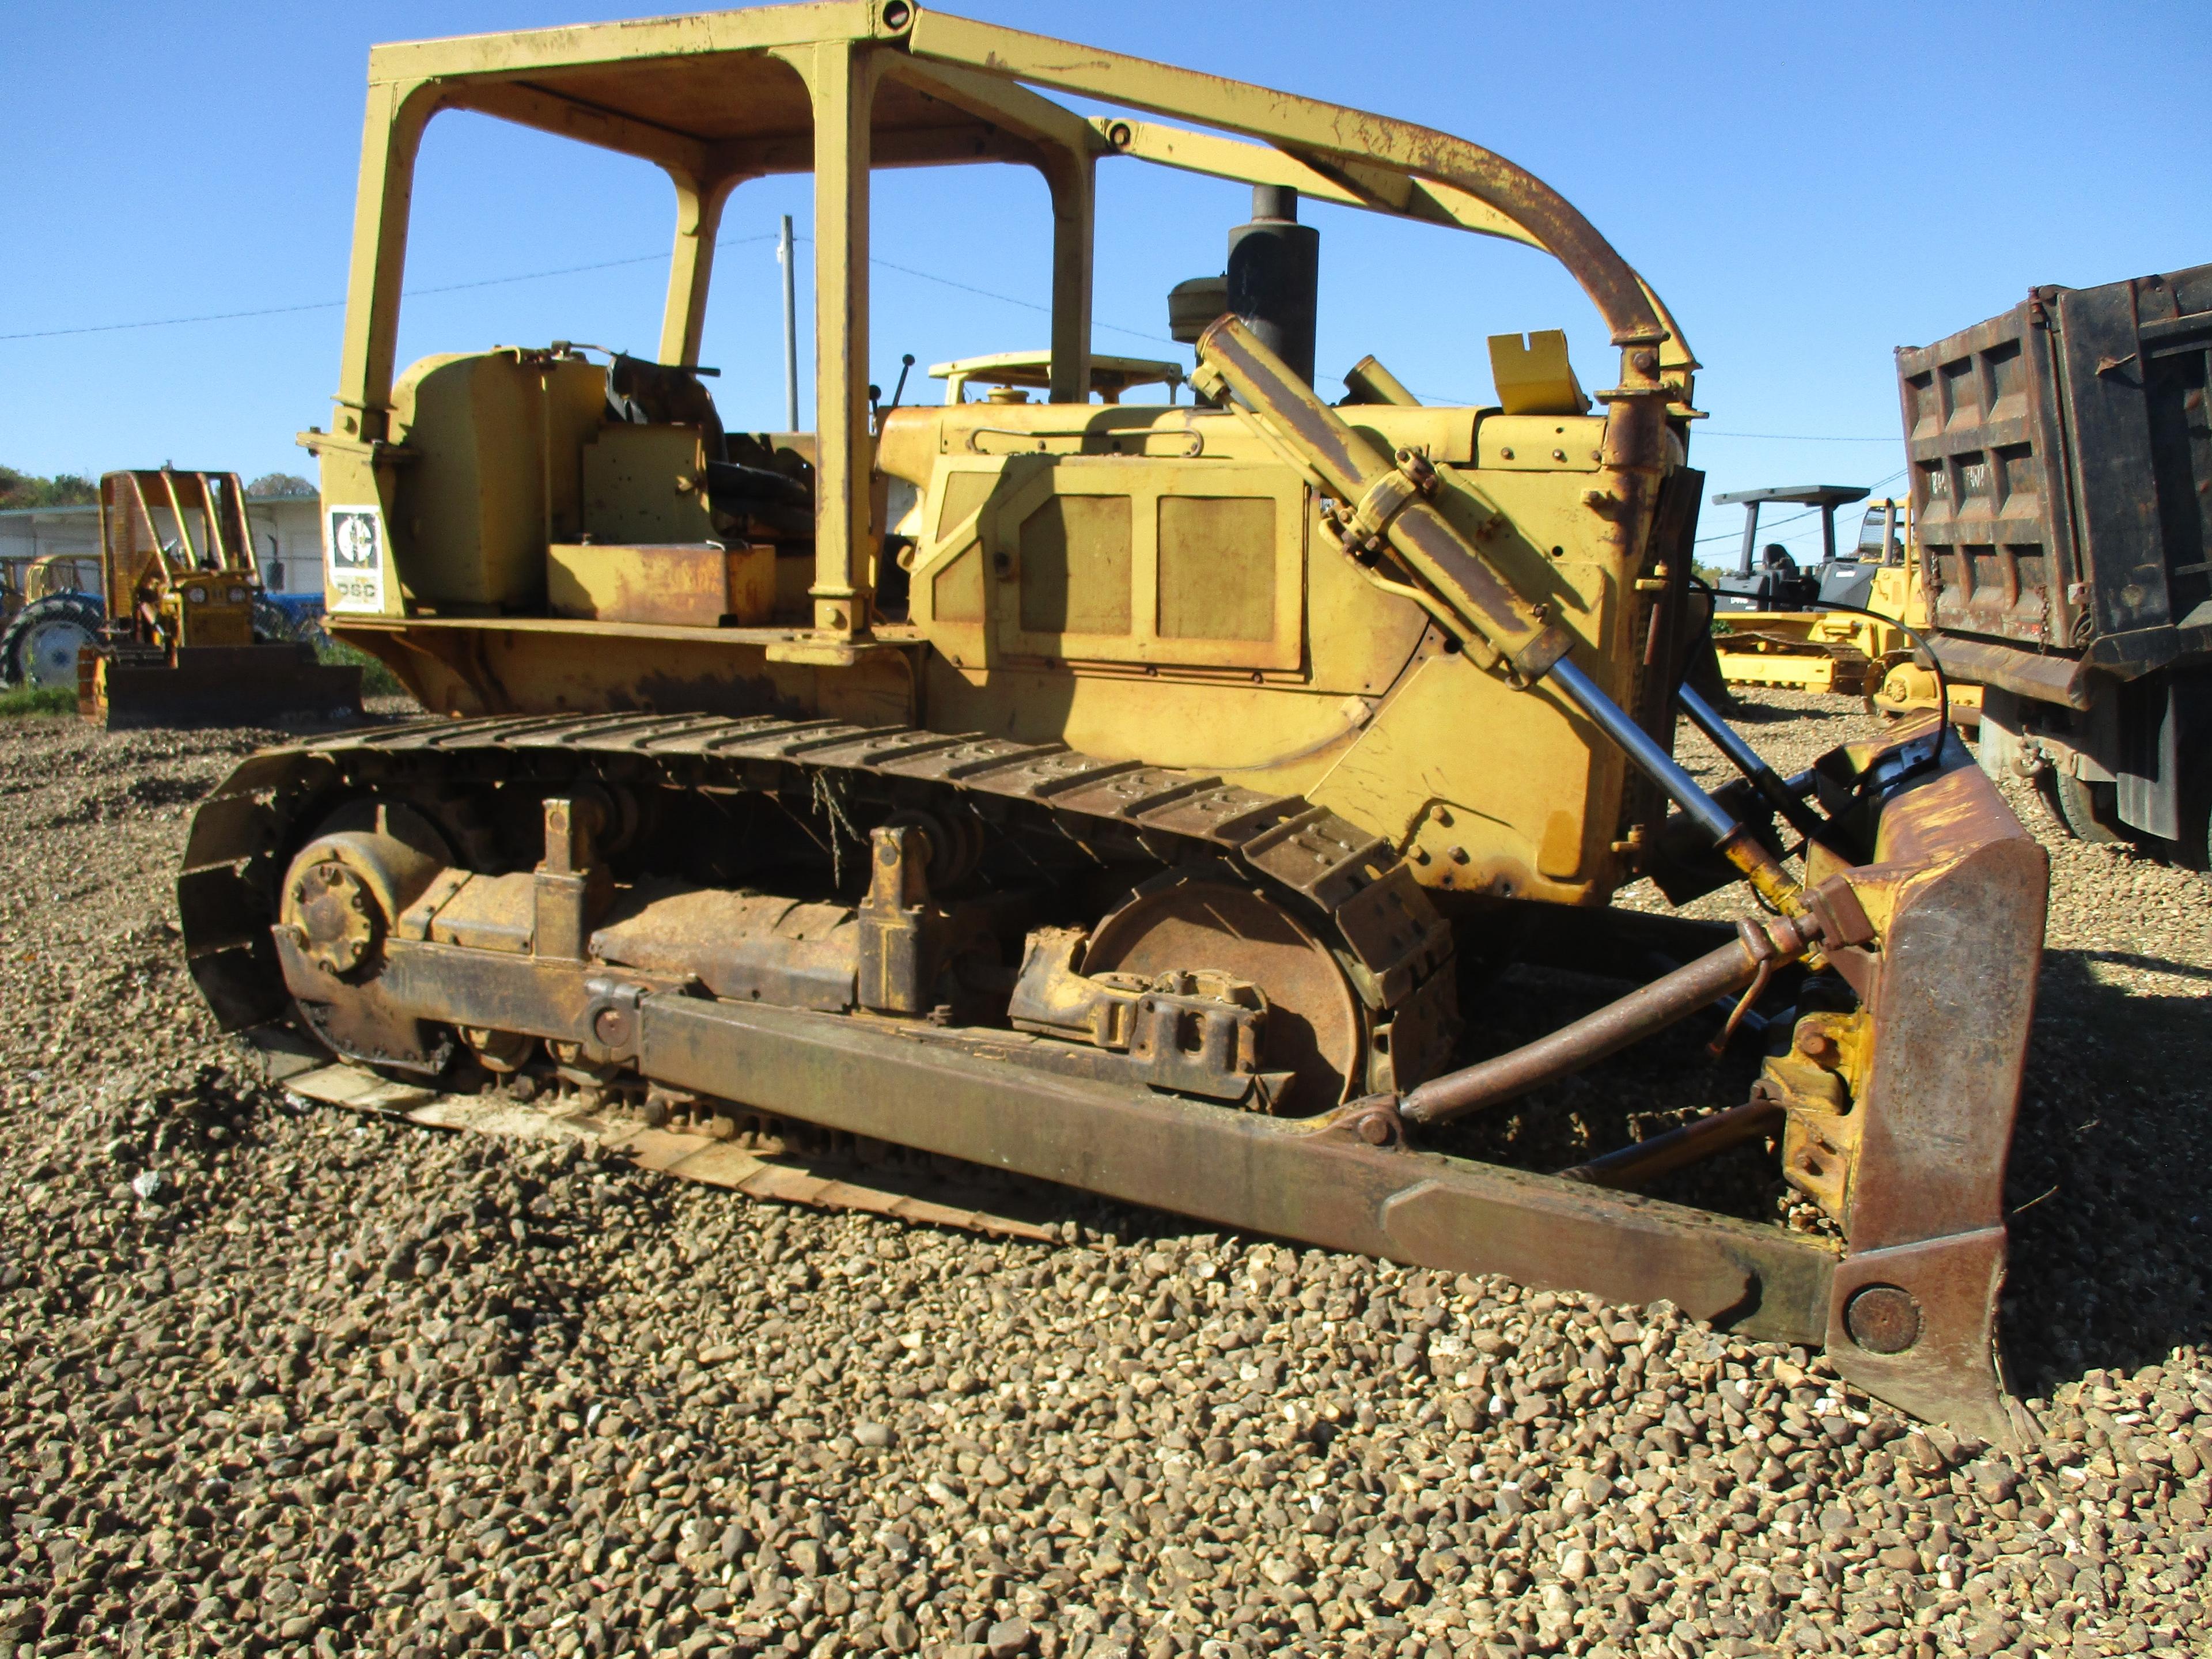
[179,711,1455,1093]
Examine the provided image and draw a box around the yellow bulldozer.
[77,469,364,728]
[179,3,2048,1440]
[1706,490,1984,726]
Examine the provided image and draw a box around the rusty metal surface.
[1557,1099,1783,1191]
[1926,632,2093,710]
[1081,875,1362,1110]
[1400,922,1787,1127]
[1806,715,2048,1446]
[278,1057,1063,1244]
[179,709,1450,1059]
[593,886,859,1011]
[1828,1230,2023,1448]
[636,991,1836,1340]
[244,847,1841,1341]
[546,541,776,629]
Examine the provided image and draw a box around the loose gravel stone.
[0,694,2206,1659]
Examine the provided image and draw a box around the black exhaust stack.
[1226,185,1319,386]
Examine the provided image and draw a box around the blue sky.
[6,2,2207,563]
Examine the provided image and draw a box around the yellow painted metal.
[336,613,916,727]
[940,454,1306,672]
[1714,644,1849,695]
[98,470,261,637]
[781,35,882,635]
[929,351,1183,405]
[874,377,1643,895]
[1096,118,1545,251]
[313,3,1719,904]
[384,351,607,609]
[1872,664,1982,722]
[1326,654,1619,902]
[1488,331,1589,416]
[548,542,777,628]
[580,426,717,546]
[658,169,747,369]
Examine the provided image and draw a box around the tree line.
[0,468,319,510]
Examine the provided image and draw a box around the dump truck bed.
[1898,262,2212,687]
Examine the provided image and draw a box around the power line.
[0,229,1183,351]
[0,237,781,344]
[863,253,1181,349]
[1698,430,1897,443]
[0,236,1906,441]
[1,296,343,342]
[1694,505,1824,546]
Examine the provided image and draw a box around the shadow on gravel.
[37,773,212,829]
[1434,963,1782,1222]
[2072,947,2212,984]
[2001,946,2212,1399]
[1725,703,1849,725]
[1716,696,1859,729]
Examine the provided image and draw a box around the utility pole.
[777,214,798,431]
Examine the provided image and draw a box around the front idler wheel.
[275,800,459,1075]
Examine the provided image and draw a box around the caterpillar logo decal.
[325,505,385,613]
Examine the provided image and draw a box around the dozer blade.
[84,643,362,730]
[1790,715,2046,1445]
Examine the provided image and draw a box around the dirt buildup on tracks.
[0,698,2207,1659]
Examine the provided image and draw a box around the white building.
[0,484,325,597]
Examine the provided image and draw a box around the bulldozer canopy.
[340,3,1692,411]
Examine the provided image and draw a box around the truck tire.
[2042,770,2122,845]
[0,593,103,691]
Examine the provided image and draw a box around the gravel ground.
[0,695,2209,1659]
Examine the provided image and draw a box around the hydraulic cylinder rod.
[1677,684,1830,843]
[1551,657,1732,842]
[1192,316,1808,917]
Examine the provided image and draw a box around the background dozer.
[82,469,363,728]
[1706,488,1985,726]
[177,2,2047,1441]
